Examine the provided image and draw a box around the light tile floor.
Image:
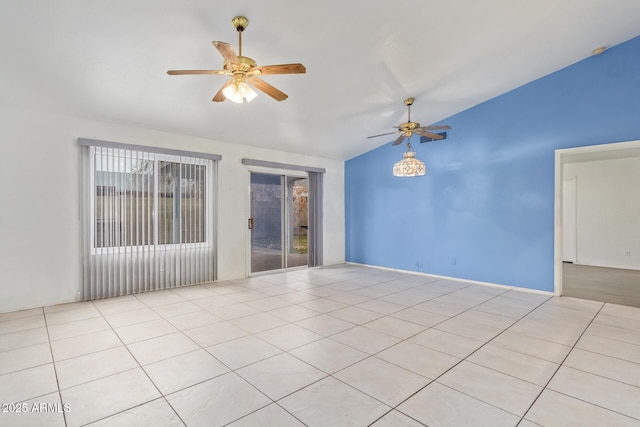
[1,264,640,426]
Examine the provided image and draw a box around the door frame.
[562,176,577,264]
[554,139,640,296]
[246,166,309,276]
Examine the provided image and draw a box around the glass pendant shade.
[222,77,258,103]
[393,143,426,177]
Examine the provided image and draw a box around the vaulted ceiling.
[1,1,639,160]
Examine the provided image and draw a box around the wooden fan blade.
[392,134,407,146]
[212,80,233,102]
[419,125,451,131]
[253,63,306,75]
[212,41,239,63]
[167,70,228,75]
[250,77,288,101]
[416,129,444,140]
[367,131,399,139]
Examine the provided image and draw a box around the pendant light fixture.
[393,142,426,177]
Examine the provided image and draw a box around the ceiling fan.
[167,16,306,103]
[368,98,451,146]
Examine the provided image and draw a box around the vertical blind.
[79,138,219,300]
[308,171,323,267]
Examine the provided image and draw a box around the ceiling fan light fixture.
[167,16,305,103]
[222,76,257,103]
[393,142,426,177]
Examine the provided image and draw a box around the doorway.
[555,139,640,305]
[249,172,309,274]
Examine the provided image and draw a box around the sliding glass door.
[250,172,308,273]
[250,173,283,273]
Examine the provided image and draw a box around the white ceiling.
[1,1,639,160]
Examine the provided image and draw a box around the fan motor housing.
[224,56,257,73]
[399,122,420,132]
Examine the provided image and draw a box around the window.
[92,149,208,249]
[80,138,219,299]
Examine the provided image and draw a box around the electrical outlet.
[451,258,457,265]
[625,250,631,256]
[160,263,165,272]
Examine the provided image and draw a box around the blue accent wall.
[345,35,640,292]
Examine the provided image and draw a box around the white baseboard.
[345,262,554,296]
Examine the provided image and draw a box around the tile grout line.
[329,288,528,425]
[582,324,640,348]
[71,280,570,423]
[535,387,640,424]
[199,272,619,422]
[119,290,306,424]
[563,348,640,378]
[198,327,322,426]
[42,306,69,427]
[516,302,606,426]
[82,299,190,427]
[128,272,640,424]
[204,274,444,425]
[285,280,475,360]
[373,290,554,424]
[130,287,314,426]
[6,266,638,426]
[269,279,532,404]
[6,274,476,418]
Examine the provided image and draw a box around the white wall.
[0,105,345,313]
[564,156,640,270]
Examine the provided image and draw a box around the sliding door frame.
[245,166,309,276]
